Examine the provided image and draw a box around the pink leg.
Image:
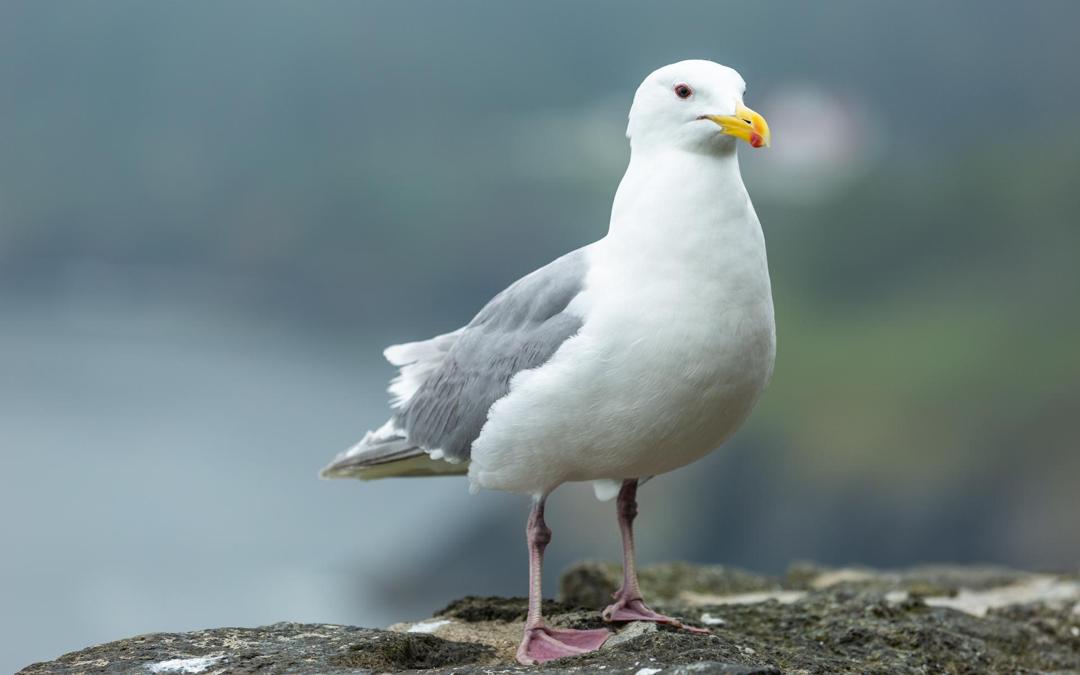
[602,480,710,633]
[516,495,611,665]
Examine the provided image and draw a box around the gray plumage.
[321,248,586,479]
[396,248,586,462]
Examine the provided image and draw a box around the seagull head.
[626,60,770,155]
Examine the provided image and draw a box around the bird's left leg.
[602,479,709,632]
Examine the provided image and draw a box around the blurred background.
[2,1,1078,670]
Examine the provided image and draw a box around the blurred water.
[0,286,487,672]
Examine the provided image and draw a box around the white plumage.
[470,141,774,496]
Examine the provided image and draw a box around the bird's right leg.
[516,494,610,665]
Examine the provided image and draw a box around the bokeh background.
[3,1,1078,670]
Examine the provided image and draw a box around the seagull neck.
[605,147,753,250]
[594,147,771,311]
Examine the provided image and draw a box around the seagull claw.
[602,596,710,634]
[516,625,611,665]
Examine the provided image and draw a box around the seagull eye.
[673,83,693,100]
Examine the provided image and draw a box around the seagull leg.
[602,479,709,632]
[516,494,611,665]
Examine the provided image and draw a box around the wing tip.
[319,451,363,480]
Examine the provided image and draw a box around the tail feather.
[320,420,467,480]
[324,329,467,481]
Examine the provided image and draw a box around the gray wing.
[394,247,587,463]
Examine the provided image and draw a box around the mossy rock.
[20,563,1080,674]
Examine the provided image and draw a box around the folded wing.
[321,248,588,480]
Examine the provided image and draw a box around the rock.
[19,563,1080,674]
[16,623,495,674]
[602,619,658,649]
[559,561,779,609]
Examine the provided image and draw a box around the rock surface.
[20,563,1080,674]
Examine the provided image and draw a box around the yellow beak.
[702,103,771,148]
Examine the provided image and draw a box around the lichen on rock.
[19,563,1080,674]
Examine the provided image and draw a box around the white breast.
[470,151,775,496]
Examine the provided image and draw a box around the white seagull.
[322,59,775,665]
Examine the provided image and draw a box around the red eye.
[674,83,693,99]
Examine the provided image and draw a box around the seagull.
[322,59,774,665]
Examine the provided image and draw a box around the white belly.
[469,279,775,496]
